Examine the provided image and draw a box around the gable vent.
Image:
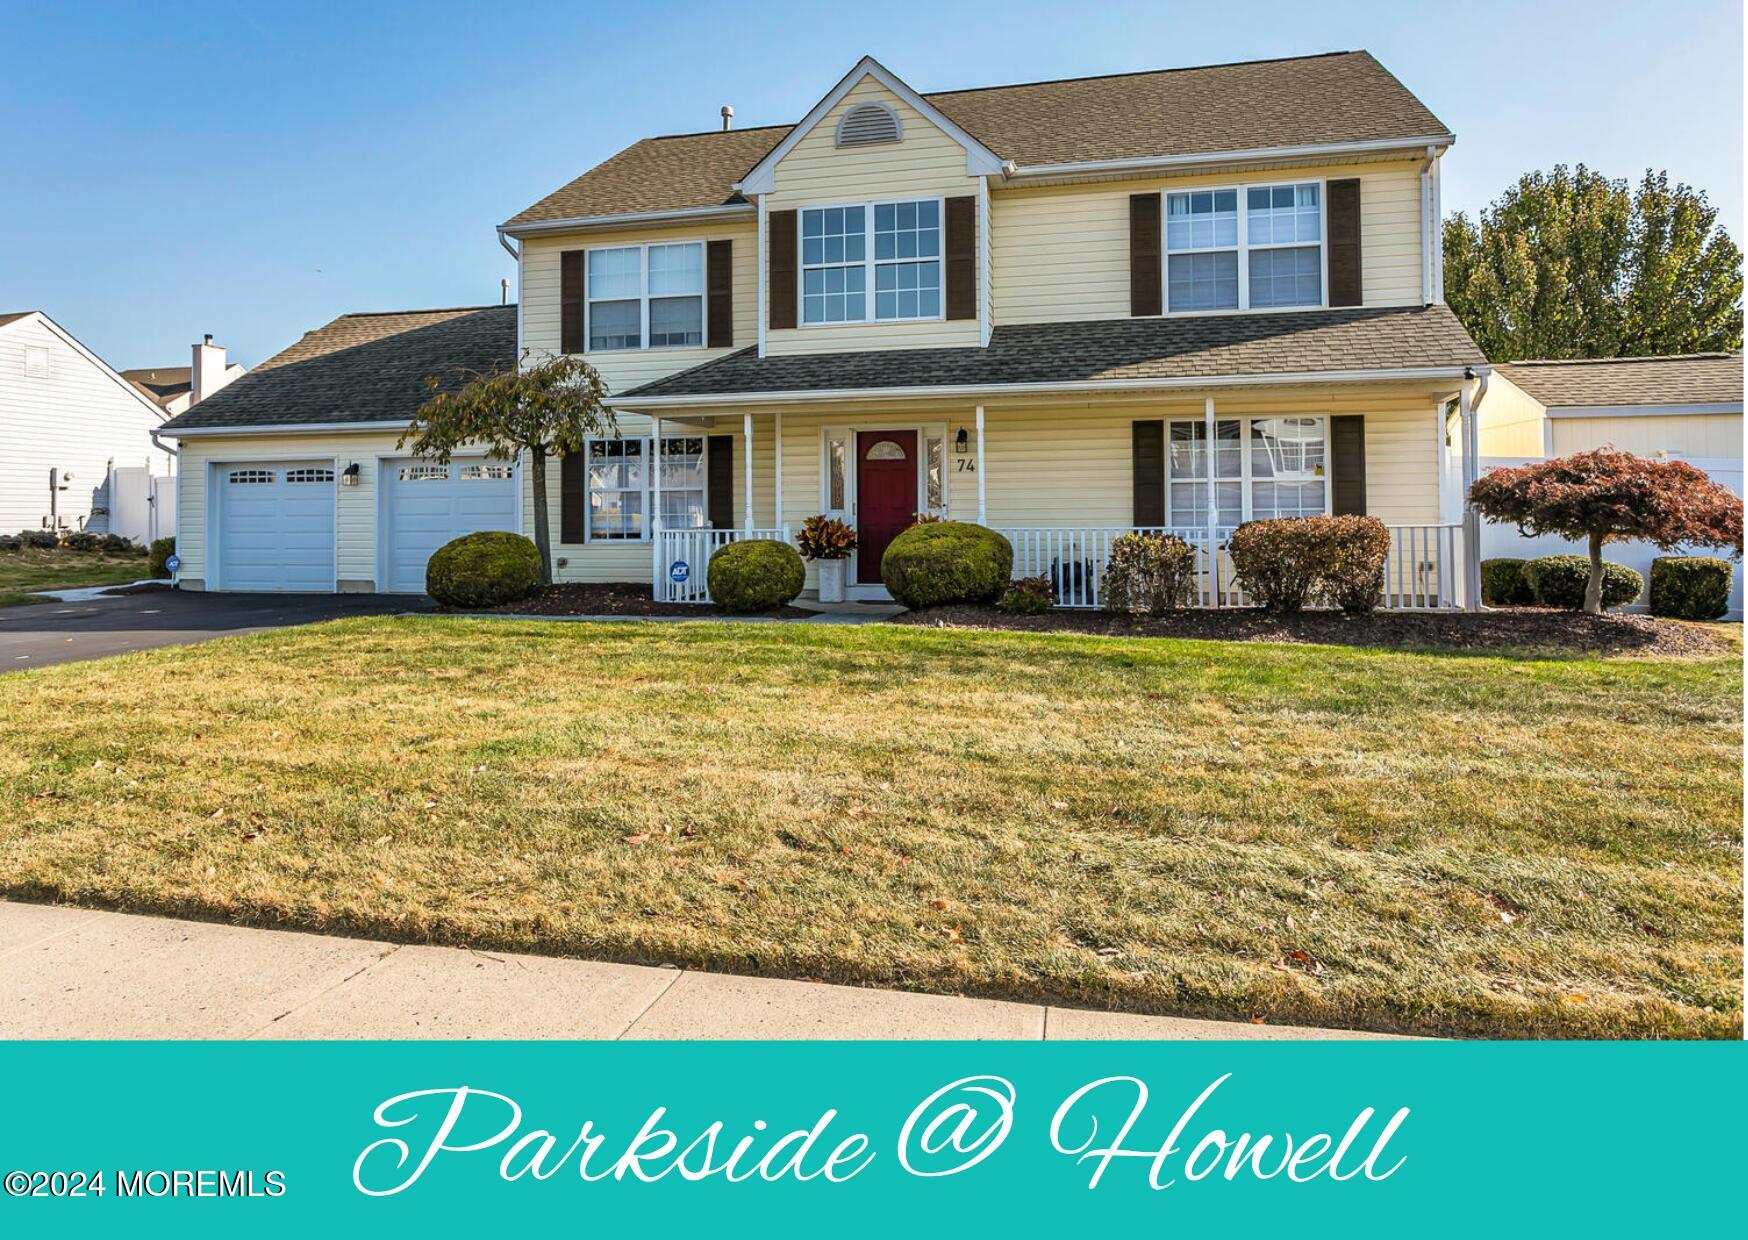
[835,101,901,148]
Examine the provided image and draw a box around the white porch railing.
[998,523,1465,611]
[653,526,791,604]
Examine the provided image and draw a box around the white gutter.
[1001,134,1455,182]
[500,203,755,239]
[618,365,1486,411]
[159,420,413,439]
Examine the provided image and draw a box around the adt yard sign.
[669,561,690,585]
[164,554,181,574]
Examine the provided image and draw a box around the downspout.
[1419,145,1437,305]
[149,424,179,586]
[1461,366,1490,610]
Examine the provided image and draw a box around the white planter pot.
[816,558,847,603]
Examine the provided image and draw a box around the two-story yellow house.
[161,51,1490,608]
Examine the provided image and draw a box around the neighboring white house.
[121,335,247,419]
[0,310,176,538]
[1478,353,1745,618]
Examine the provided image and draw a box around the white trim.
[756,194,768,358]
[582,238,708,353]
[162,421,414,438]
[1429,151,1445,304]
[818,419,947,592]
[742,412,754,530]
[736,56,1004,194]
[976,176,992,348]
[1001,135,1456,182]
[796,195,947,327]
[974,405,986,524]
[498,204,753,239]
[1545,402,1743,418]
[619,365,1485,410]
[0,310,170,422]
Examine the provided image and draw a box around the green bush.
[707,539,805,613]
[1480,558,1534,606]
[1524,555,1643,611]
[1101,531,1196,614]
[425,531,541,608]
[998,575,1054,615]
[1649,556,1734,620]
[880,521,1013,610]
[148,537,176,578]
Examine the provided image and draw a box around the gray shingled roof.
[619,305,1484,401]
[1496,354,1743,409]
[505,51,1449,227]
[159,306,517,432]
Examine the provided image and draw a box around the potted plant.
[797,515,857,603]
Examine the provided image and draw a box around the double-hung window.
[1163,181,1323,312]
[1163,415,1328,530]
[801,200,940,324]
[586,242,704,351]
[585,436,709,539]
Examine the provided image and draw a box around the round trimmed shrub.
[1649,556,1734,621]
[880,521,1013,610]
[707,539,805,613]
[425,531,541,608]
[148,536,176,578]
[1480,557,1534,606]
[1524,555,1643,611]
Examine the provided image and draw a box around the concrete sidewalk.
[0,902,1395,1040]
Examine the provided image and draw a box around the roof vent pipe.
[721,105,734,131]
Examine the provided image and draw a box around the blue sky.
[2,0,1740,371]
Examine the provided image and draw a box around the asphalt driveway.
[0,588,432,670]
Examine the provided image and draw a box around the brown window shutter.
[944,195,977,320]
[707,239,733,348]
[1129,193,1162,317]
[560,250,585,353]
[1330,415,1367,515]
[767,209,798,330]
[1327,179,1362,307]
[1132,420,1165,526]
[560,448,587,542]
[707,435,735,529]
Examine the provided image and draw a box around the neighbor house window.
[1164,415,1327,528]
[586,436,711,539]
[586,242,704,351]
[1164,182,1323,312]
[801,199,940,324]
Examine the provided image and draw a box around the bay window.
[1163,181,1324,312]
[585,435,709,539]
[586,242,704,351]
[1163,415,1328,529]
[801,199,941,324]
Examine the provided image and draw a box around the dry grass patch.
[0,547,152,605]
[0,616,1739,1038]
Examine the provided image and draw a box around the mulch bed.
[473,581,814,619]
[888,604,1739,658]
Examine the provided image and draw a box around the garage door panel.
[382,458,520,593]
[217,461,336,593]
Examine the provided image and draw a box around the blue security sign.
[164,555,181,574]
[668,560,690,584]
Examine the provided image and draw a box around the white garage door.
[382,458,521,593]
[216,461,336,592]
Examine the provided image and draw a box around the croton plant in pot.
[797,515,858,603]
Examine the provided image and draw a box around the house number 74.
[954,459,976,472]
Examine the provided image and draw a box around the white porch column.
[1459,382,1480,611]
[974,404,987,525]
[650,415,663,591]
[774,411,784,532]
[743,412,754,531]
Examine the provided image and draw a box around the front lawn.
[0,548,153,605]
[0,617,1739,1038]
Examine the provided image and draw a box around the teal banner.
[0,1041,1740,1235]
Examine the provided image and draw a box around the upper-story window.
[1164,181,1322,312]
[587,242,704,350]
[801,199,941,325]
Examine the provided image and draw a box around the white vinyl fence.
[654,526,791,604]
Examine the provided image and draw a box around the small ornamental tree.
[401,351,614,585]
[1469,449,1744,614]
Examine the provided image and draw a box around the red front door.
[855,430,917,584]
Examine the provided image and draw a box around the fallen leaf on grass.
[620,833,651,845]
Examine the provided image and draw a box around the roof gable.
[1,310,168,420]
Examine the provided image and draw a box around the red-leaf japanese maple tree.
[1469,449,1744,614]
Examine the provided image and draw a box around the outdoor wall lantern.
[954,428,969,454]
[341,462,361,486]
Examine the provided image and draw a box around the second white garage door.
[382,458,521,593]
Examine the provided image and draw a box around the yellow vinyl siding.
[1475,375,1548,456]
[174,430,410,588]
[1550,413,1744,459]
[989,160,1427,325]
[765,77,982,355]
[520,220,758,400]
